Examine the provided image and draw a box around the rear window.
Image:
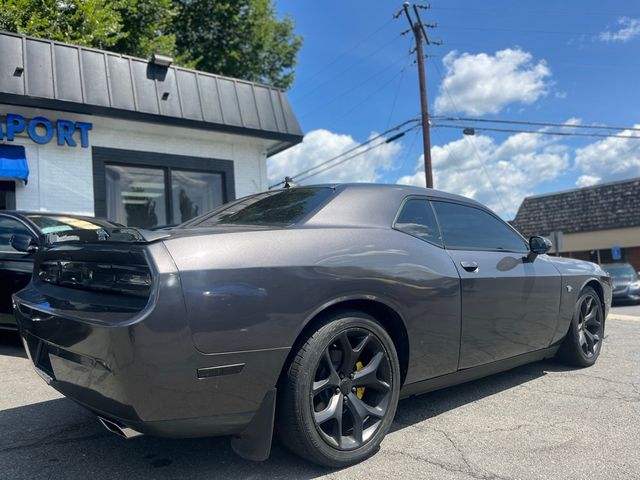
[181,188,334,228]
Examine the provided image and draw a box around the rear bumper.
[16,323,287,438]
[12,262,289,439]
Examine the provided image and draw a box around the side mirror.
[525,236,552,262]
[10,234,39,254]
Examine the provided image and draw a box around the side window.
[394,198,443,246]
[0,217,33,253]
[432,201,528,252]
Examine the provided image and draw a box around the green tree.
[0,0,302,88]
[112,0,177,58]
[173,0,303,89]
[0,0,176,58]
[0,0,124,49]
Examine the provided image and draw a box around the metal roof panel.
[0,31,303,151]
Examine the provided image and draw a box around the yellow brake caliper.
[355,361,365,399]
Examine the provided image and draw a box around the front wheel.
[276,311,400,467]
[557,286,604,367]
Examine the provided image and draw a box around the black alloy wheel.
[311,328,393,450]
[277,311,400,467]
[576,293,603,358]
[558,286,604,367]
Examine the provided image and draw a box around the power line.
[429,6,640,17]
[297,53,409,120]
[438,24,601,36]
[432,124,640,140]
[292,32,404,103]
[431,60,508,212]
[269,118,420,189]
[326,69,406,125]
[385,37,414,130]
[296,128,415,183]
[292,19,396,93]
[432,116,640,133]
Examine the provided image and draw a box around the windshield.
[604,264,638,280]
[27,215,115,234]
[180,187,334,228]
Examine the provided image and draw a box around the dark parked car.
[12,184,611,467]
[0,211,120,330]
[602,262,640,304]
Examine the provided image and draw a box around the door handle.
[460,261,479,272]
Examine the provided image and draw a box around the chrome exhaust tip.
[98,416,143,439]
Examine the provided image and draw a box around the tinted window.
[183,188,334,228]
[395,198,442,246]
[0,216,33,252]
[433,201,528,252]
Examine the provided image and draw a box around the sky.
[269,0,640,219]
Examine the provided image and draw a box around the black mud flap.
[230,388,276,462]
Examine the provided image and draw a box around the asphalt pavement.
[1,315,639,480]
[611,304,640,318]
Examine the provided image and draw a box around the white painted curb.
[608,314,640,322]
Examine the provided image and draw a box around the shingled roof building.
[0,31,303,227]
[511,177,640,269]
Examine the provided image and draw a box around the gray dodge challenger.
[11,184,611,467]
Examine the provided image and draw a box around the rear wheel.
[276,311,400,467]
[557,286,604,367]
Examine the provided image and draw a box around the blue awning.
[0,145,29,184]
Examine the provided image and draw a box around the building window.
[171,170,223,224]
[106,165,168,228]
[0,181,16,210]
[93,147,235,228]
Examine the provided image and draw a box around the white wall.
[0,105,270,216]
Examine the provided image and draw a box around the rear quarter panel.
[547,256,612,344]
[163,226,462,384]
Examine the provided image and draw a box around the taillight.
[38,261,152,296]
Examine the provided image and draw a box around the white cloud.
[268,129,402,185]
[397,131,569,218]
[574,125,640,180]
[598,17,640,42]
[434,49,552,115]
[576,175,602,187]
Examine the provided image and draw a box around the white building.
[0,32,303,228]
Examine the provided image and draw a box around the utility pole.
[398,2,439,188]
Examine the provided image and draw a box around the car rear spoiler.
[44,227,171,245]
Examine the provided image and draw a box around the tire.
[276,311,401,467]
[557,286,604,367]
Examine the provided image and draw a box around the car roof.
[308,183,486,208]
[301,183,491,229]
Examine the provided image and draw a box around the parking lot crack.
[387,448,515,480]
